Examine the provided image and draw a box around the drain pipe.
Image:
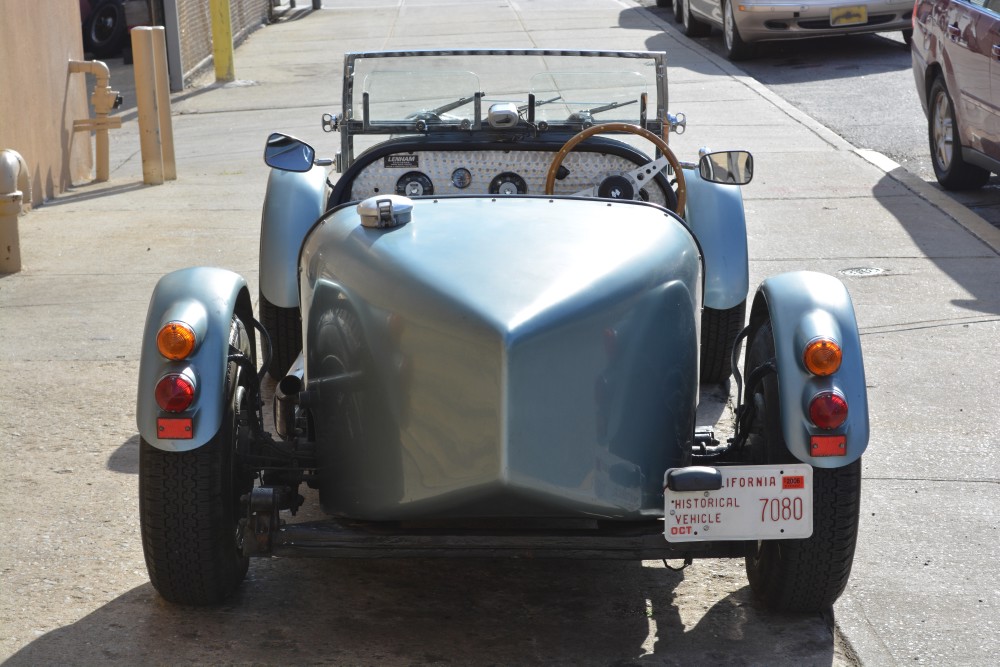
[69,59,123,182]
[0,149,29,273]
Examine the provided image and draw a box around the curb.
[630,0,1000,257]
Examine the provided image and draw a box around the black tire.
[742,321,862,612]
[723,0,754,61]
[655,0,671,5]
[260,291,302,379]
[928,77,991,191]
[139,318,255,605]
[83,0,127,58]
[681,0,712,37]
[902,28,913,46]
[700,300,746,385]
[672,0,683,22]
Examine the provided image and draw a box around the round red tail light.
[155,373,196,412]
[809,391,848,430]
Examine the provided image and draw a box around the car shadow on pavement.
[870,171,1000,317]
[3,557,836,666]
[107,434,139,474]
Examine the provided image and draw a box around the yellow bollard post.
[210,0,235,83]
[150,27,176,181]
[131,27,164,185]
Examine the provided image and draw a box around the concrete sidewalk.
[2,1,997,665]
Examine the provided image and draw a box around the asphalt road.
[636,0,1000,228]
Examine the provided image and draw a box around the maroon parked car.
[912,0,1000,189]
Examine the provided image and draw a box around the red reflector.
[155,373,195,412]
[782,475,806,489]
[808,391,848,429]
[811,435,847,457]
[157,417,193,439]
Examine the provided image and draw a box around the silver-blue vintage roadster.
[136,49,868,613]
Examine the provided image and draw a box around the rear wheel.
[700,300,746,384]
[682,0,712,37]
[742,321,862,612]
[723,0,754,61]
[671,0,683,22]
[928,76,991,190]
[260,291,301,379]
[139,318,255,605]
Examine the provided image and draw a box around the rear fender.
[682,167,749,310]
[136,267,254,452]
[747,271,869,467]
[259,165,327,308]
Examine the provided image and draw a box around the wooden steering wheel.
[544,122,686,215]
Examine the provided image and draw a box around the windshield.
[347,50,666,131]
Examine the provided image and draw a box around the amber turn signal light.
[157,321,197,360]
[803,337,842,376]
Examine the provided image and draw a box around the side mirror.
[263,133,316,172]
[698,151,753,185]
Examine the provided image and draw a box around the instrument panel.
[347,149,671,207]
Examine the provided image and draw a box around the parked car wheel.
[722,0,754,61]
[700,300,745,384]
[682,0,712,37]
[742,320,862,612]
[260,292,302,379]
[902,28,913,46]
[671,0,683,22]
[928,77,991,190]
[139,317,254,605]
[82,0,127,58]
[655,0,671,6]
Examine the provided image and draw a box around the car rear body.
[301,196,702,521]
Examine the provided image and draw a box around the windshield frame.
[336,49,669,171]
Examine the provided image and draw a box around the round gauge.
[395,171,433,196]
[489,172,528,195]
[451,168,472,189]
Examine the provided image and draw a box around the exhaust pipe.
[274,353,305,440]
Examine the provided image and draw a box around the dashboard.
[336,144,674,209]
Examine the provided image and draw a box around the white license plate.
[830,5,868,26]
[664,464,813,542]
